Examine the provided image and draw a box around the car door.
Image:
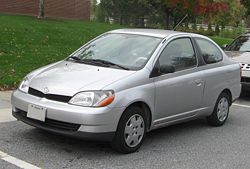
[193,37,228,110]
[153,37,205,125]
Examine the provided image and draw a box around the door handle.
[194,79,202,86]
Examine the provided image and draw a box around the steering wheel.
[134,57,147,66]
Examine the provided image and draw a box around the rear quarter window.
[195,38,223,64]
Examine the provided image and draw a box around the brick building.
[0,0,91,20]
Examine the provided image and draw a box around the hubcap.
[217,97,229,122]
[124,114,145,148]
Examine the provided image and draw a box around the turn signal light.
[98,95,115,107]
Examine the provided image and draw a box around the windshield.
[69,33,162,70]
[226,36,250,52]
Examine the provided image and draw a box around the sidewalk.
[0,91,16,122]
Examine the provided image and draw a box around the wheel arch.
[220,88,232,106]
[120,101,152,131]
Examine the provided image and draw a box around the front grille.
[241,63,250,71]
[15,109,81,132]
[28,88,71,103]
[242,77,250,83]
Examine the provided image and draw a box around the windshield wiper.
[68,56,81,61]
[68,57,130,70]
[82,59,130,70]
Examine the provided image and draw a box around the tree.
[189,0,229,34]
[146,0,189,29]
[99,0,127,25]
[225,0,245,27]
[157,0,203,29]
[97,0,240,31]
[99,0,153,26]
[38,0,45,19]
[241,0,250,27]
[90,0,98,20]
[241,0,250,16]
[95,3,106,22]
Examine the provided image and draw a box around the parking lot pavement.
[0,94,249,169]
[0,91,12,109]
[233,93,250,107]
[0,91,16,123]
[0,160,18,169]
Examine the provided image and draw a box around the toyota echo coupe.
[11,29,241,153]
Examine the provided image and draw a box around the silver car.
[224,33,250,92]
[11,29,241,153]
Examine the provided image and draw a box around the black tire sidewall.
[208,93,230,126]
[112,106,147,154]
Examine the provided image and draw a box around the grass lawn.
[0,14,233,90]
[210,36,233,47]
[0,14,123,90]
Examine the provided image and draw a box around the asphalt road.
[0,94,250,169]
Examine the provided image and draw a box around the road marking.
[233,103,250,108]
[0,150,41,169]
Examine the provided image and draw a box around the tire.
[112,106,147,154]
[207,92,231,126]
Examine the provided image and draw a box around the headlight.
[18,76,30,93]
[69,90,115,107]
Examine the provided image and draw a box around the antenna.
[173,14,188,31]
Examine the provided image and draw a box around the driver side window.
[159,38,197,72]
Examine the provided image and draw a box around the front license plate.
[27,104,46,122]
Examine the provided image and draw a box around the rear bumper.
[241,76,250,91]
[242,82,250,91]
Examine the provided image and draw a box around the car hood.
[225,51,250,64]
[29,61,136,96]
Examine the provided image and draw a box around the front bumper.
[11,90,124,141]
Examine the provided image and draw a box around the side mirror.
[160,64,175,74]
[222,44,228,50]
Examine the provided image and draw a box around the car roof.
[108,29,183,38]
[108,29,212,43]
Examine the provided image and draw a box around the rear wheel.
[207,92,230,126]
[112,106,147,154]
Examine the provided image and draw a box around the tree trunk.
[139,17,145,28]
[163,8,170,30]
[221,23,225,30]
[245,15,250,28]
[38,0,45,19]
[173,16,178,29]
[119,15,123,25]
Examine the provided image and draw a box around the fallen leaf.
[9,69,15,74]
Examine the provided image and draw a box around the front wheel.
[112,106,147,154]
[207,92,230,126]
